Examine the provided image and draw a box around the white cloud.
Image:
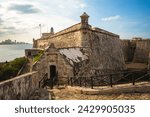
[101,15,121,21]
[0,0,87,43]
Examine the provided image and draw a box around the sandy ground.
[49,82,150,100]
[50,88,150,100]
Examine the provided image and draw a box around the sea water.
[0,44,32,62]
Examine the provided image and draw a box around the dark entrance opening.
[50,65,56,79]
[28,52,31,56]
[49,65,57,89]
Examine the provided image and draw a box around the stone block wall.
[32,50,73,85]
[87,30,125,72]
[32,54,51,81]
[72,29,125,78]
[33,21,125,83]
[0,71,39,99]
[57,54,73,84]
[36,23,83,49]
[122,40,130,62]
[133,41,150,63]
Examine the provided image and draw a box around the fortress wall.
[37,30,82,49]
[133,41,150,63]
[0,71,38,99]
[36,24,83,49]
[122,40,130,62]
[90,30,124,70]
[79,30,125,76]
[53,23,81,36]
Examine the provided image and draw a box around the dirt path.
[50,88,150,100]
[49,82,150,100]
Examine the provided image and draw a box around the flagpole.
[39,24,41,37]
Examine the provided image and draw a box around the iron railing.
[39,73,48,88]
[68,69,150,89]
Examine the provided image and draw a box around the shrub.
[0,57,27,82]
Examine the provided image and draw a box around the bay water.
[0,44,32,62]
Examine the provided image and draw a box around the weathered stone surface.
[133,40,150,63]
[32,45,74,85]
[122,38,150,63]
[31,13,125,85]
[28,88,50,100]
[0,71,39,100]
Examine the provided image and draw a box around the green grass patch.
[33,51,43,62]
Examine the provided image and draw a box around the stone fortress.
[27,12,125,85]
[0,12,150,99]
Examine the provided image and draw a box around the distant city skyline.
[0,39,29,44]
[0,0,150,43]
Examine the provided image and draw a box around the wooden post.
[91,77,93,89]
[39,81,41,88]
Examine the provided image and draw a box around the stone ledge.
[0,71,38,85]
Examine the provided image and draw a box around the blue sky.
[0,0,150,43]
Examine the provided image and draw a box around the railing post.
[110,75,113,87]
[39,81,41,88]
[132,73,135,85]
[71,77,73,86]
[84,77,86,87]
[68,77,70,85]
[50,79,53,89]
[79,77,82,87]
[91,76,93,89]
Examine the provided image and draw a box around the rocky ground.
[48,82,150,100]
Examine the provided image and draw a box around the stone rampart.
[35,23,120,50]
[0,71,39,99]
[122,40,130,62]
[75,29,125,77]
[133,40,150,63]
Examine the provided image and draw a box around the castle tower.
[50,27,54,34]
[80,12,89,28]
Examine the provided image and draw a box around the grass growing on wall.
[33,51,43,62]
[0,57,27,82]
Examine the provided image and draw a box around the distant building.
[0,39,28,45]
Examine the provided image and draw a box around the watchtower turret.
[80,12,89,27]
